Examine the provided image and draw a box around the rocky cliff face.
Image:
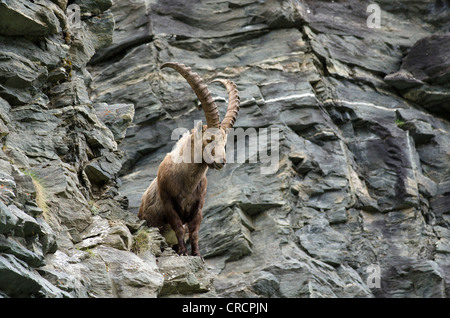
[1,0,449,298]
[0,0,212,298]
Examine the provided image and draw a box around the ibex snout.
[209,158,226,170]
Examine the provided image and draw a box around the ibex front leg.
[188,211,203,257]
[163,199,188,255]
[188,177,207,257]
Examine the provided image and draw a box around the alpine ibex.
[138,62,240,256]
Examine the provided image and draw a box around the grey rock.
[91,245,164,297]
[36,217,58,255]
[384,69,425,90]
[385,35,450,118]
[376,259,446,297]
[94,197,144,231]
[0,50,48,105]
[0,253,68,297]
[73,0,112,18]
[403,84,450,117]
[200,205,253,261]
[84,10,115,50]
[94,103,135,143]
[90,0,153,64]
[0,34,69,69]
[296,219,348,266]
[401,35,450,85]
[399,119,435,145]
[39,250,91,297]
[76,216,133,251]
[0,201,18,234]
[85,150,123,186]
[0,173,15,206]
[158,254,215,297]
[89,43,161,129]
[430,179,450,218]
[0,235,45,267]
[49,75,91,107]
[0,0,64,37]
[84,160,114,184]
[8,204,43,238]
[0,51,47,89]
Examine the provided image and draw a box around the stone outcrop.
[0,0,213,298]
[89,0,450,298]
[385,34,450,117]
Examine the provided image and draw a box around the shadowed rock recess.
[0,0,449,298]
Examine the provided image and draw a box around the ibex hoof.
[178,250,188,256]
[178,250,189,256]
[173,244,188,256]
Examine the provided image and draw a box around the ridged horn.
[161,62,220,128]
[212,79,240,129]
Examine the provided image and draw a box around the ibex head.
[161,62,240,170]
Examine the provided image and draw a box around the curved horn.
[161,62,220,128]
[213,79,240,129]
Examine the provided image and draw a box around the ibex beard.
[138,62,240,257]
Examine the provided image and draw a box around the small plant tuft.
[395,119,405,127]
[132,229,150,254]
[88,200,100,216]
[23,170,49,220]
